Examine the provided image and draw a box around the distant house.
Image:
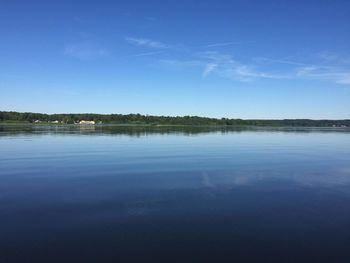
[79,120,95,125]
[51,120,59,124]
[34,120,41,123]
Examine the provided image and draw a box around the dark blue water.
[1,125,350,262]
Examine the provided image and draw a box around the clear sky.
[1,0,349,119]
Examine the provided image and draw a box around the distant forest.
[0,111,349,127]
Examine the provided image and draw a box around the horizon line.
[1,110,349,121]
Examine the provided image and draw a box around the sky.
[0,0,350,119]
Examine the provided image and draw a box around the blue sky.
[1,0,349,119]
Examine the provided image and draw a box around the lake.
[1,125,350,262]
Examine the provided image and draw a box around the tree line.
[0,111,349,127]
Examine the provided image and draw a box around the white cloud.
[297,66,350,85]
[64,43,108,60]
[198,52,290,81]
[202,63,218,77]
[157,52,291,82]
[318,51,339,62]
[125,37,350,85]
[125,37,168,49]
[131,51,164,57]
[337,75,350,85]
[253,57,306,66]
[204,41,243,48]
[158,59,203,69]
[160,51,350,85]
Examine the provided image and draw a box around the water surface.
[1,125,350,262]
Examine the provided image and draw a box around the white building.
[79,120,95,125]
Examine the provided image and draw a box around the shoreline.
[1,122,350,129]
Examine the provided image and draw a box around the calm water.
[1,125,350,262]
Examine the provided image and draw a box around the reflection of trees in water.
[78,125,96,132]
[0,124,349,137]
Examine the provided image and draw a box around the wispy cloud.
[198,51,290,81]
[125,37,168,49]
[145,16,157,21]
[253,57,306,66]
[131,51,164,57]
[125,36,350,86]
[202,63,218,77]
[318,51,339,62]
[204,41,252,48]
[297,66,350,85]
[64,43,108,60]
[225,65,291,82]
[158,52,289,82]
[158,59,203,71]
[251,54,350,85]
[200,52,350,84]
